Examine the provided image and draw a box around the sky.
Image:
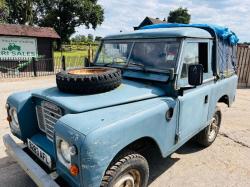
[75,0,250,42]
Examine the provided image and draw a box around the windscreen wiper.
[103,57,125,67]
[103,62,114,67]
[128,62,147,71]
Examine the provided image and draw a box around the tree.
[37,0,104,45]
[95,36,102,42]
[243,42,250,45]
[7,0,34,25]
[80,35,86,43]
[6,0,104,45]
[71,34,86,43]
[87,34,94,42]
[167,7,191,24]
[0,0,9,23]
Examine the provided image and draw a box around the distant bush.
[61,43,99,52]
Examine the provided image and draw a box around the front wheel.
[101,152,149,187]
[196,106,222,147]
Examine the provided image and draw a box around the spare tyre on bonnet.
[56,67,122,94]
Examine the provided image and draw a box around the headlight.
[56,137,77,167]
[9,107,19,130]
[60,140,71,163]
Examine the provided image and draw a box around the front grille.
[36,101,62,141]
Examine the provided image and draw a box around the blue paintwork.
[30,133,56,160]
[31,79,166,113]
[104,27,212,40]
[54,123,85,187]
[56,97,177,187]
[7,91,39,140]
[5,26,238,187]
[207,75,238,119]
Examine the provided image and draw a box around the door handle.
[204,95,208,104]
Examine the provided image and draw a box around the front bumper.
[3,134,59,187]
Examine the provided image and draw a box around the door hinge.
[175,133,180,144]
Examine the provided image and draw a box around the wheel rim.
[68,68,109,75]
[208,115,219,142]
[113,169,141,187]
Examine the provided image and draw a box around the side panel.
[208,75,238,120]
[177,82,212,141]
[7,91,39,141]
[176,38,214,141]
[54,123,86,187]
[59,97,177,187]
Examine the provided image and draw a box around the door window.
[179,42,209,85]
[181,43,199,78]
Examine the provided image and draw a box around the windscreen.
[96,42,133,65]
[95,40,180,71]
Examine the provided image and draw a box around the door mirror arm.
[178,86,196,96]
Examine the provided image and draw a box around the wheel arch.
[104,136,163,172]
[218,94,230,107]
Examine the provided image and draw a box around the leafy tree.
[95,36,102,42]
[167,7,191,24]
[80,35,86,42]
[6,0,104,47]
[37,0,104,45]
[87,34,94,42]
[7,0,34,25]
[243,42,250,45]
[0,0,9,23]
[71,34,86,43]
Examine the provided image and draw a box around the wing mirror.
[188,64,203,86]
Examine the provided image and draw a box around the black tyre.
[56,67,122,94]
[197,106,222,147]
[101,152,149,187]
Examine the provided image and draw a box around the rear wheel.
[101,152,149,187]
[197,107,221,147]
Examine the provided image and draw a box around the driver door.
[176,39,214,142]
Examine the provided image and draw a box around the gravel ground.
[0,76,249,187]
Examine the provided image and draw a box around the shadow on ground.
[0,141,205,187]
[146,140,205,185]
[0,155,36,187]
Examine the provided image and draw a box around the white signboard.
[0,36,38,59]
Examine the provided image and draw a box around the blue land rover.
[3,24,238,187]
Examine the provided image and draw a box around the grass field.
[53,50,88,57]
[53,49,97,68]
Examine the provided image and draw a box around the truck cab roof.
[104,27,213,40]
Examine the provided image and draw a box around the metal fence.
[2,46,248,84]
[0,56,86,78]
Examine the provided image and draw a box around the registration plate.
[27,139,52,168]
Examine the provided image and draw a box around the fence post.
[32,57,37,77]
[62,55,66,70]
[84,57,90,67]
[88,44,92,63]
[91,48,94,61]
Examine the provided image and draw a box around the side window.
[181,43,199,78]
[181,42,208,79]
